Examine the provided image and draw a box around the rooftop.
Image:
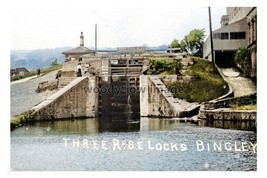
[62,46,92,55]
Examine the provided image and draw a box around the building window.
[230,32,246,39]
[221,33,229,40]
[213,33,221,39]
[19,71,25,76]
[213,32,229,40]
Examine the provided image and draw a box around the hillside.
[11,47,72,71]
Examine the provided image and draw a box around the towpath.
[220,68,256,97]
[11,71,58,118]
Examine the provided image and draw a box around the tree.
[180,40,186,52]
[169,39,180,48]
[234,48,251,76]
[50,58,58,67]
[181,29,205,57]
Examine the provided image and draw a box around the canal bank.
[198,66,257,122]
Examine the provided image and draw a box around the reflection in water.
[25,119,99,135]
[141,118,183,131]
[98,117,140,132]
[11,117,257,171]
[20,117,140,135]
[17,117,256,135]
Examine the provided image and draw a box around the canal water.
[11,118,257,171]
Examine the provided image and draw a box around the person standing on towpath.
[76,63,82,77]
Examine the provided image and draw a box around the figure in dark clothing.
[37,68,41,76]
[76,63,82,77]
[55,70,61,79]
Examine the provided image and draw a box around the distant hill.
[146,44,168,51]
[11,47,72,71]
[10,44,168,71]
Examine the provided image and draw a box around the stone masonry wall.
[204,93,257,110]
[32,76,97,120]
[157,75,195,84]
[140,75,185,117]
[199,109,256,121]
[86,76,99,117]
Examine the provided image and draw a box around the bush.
[147,57,182,75]
[234,48,251,76]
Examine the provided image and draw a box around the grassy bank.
[11,64,62,82]
[165,58,229,103]
[11,110,35,130]
[230,104,256,110]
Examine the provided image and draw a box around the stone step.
[175,98,199,111]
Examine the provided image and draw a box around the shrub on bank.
[234,48,251,77]
[147,57,182,75]
[10,110,35,130]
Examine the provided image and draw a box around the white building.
[203,7,256,75]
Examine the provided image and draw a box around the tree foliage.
[147,57,182,75]
[180,40,186,52]
[234,48,251,76]
[169,39,180,48]
[181,29,205,57]
[50,58,59,67]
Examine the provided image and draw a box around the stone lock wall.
[199,109,256,121]
[140,75,200,118]
[204,93,256,110]
[140,75,185,117]
[32,76,98,120]
[147,76,180,117]
[86,76,99,117]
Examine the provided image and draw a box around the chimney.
[80,32,84,47]
[95,24,97,52]
[220,15,229,27]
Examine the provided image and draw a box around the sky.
[10,5,226,50]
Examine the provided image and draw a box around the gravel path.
[10,71,58,118]
[221,68,256,97]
